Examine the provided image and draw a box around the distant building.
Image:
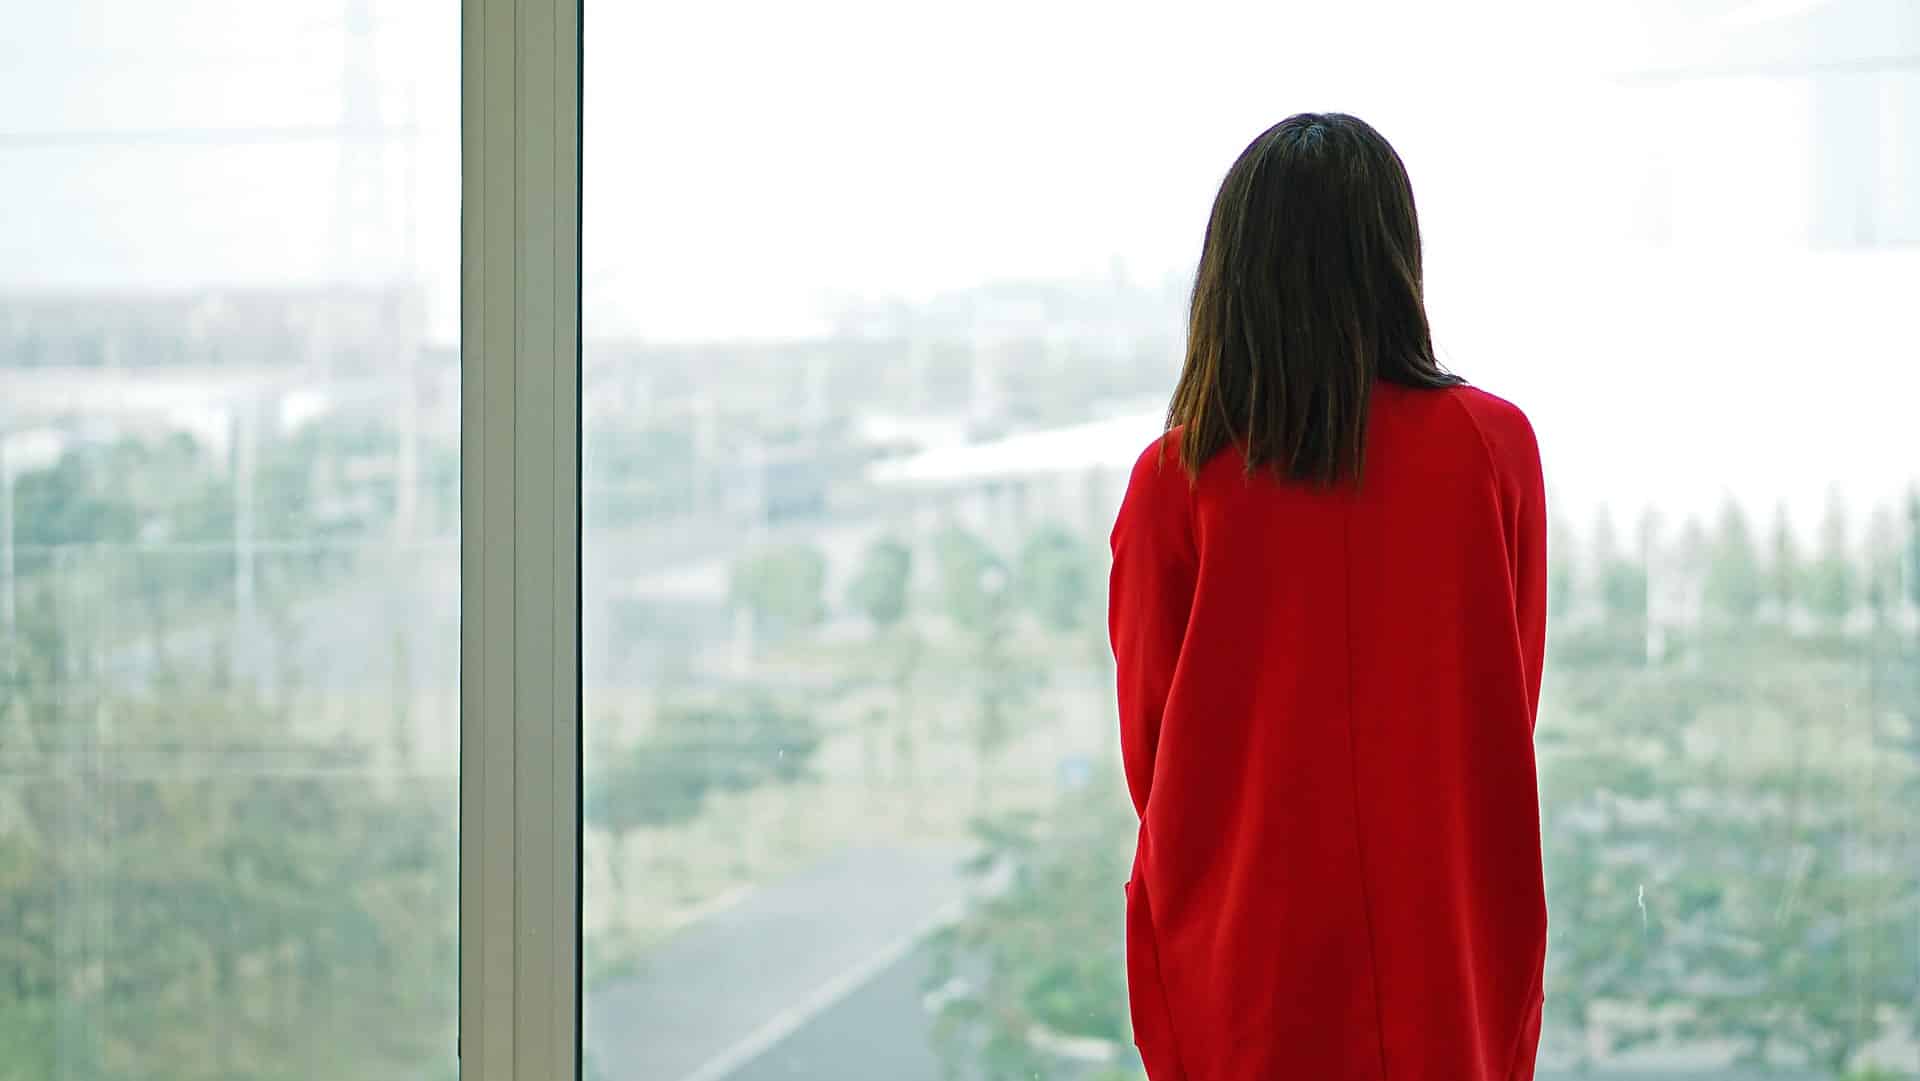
[1,285,443,453]
[1628,0,1920,248]
[0,286,426,373]
[868,409,1163,545]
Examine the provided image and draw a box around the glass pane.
[2,3,461,1079]
[581,3,1919,1079]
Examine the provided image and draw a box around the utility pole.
[1,436,14,651]
[233,405,258,643]
[1640,509,1663,666]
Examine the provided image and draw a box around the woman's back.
[1111,381,1548,1081]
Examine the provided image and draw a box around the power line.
[1622,53,1920,84]
[0,124,424,149]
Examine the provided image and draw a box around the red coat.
[1110,382,1548,1081]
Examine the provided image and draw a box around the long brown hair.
[1168,112,1461,483]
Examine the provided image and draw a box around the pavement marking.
[669,898,965,1081]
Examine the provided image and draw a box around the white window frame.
[459,0,583,1077]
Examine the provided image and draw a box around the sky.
[2,0,1916,526]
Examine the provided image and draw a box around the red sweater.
[1110,382,1548,1081]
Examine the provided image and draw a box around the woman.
[1110,113,1548,1081]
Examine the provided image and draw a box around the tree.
[933,526,1043,809]
[1657,756,1912,1079]
[0,426,471,1081]
[1538,746,1667,1069]
[587,692,821,835]
[585,692,820,935]
[1547,509,1579,629]
[0,575,458,1081]
[1550,510,1655,666]
[847,535,912,631]
[1,425,470,1081]
[1863,508,1901,627]
[1906,486,1920,621]
[1015,523,1097,635]
[875,625,929,816]
[1540,634,1920,1078]
[1559,507,1654,668]
[1808,490,1856,630]
[729,543,828,640]
[1674,515,1710,590]
[844,535,926,803]
[1769,502,1802,620]
[933,525,1001,634]
[11,445,137,577]
[1591,508,1647,626]
[926,773,1139,1081]
[1702,500,1762,626]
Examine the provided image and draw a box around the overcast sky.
[3,0,1915,526]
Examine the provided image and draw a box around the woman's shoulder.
[1126,426,1252,485]
[1113,429,1199,554]
[1447,382,1533,431]
[1397,382,1539,469]
[1123,429,1193,500]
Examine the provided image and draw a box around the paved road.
[584,843,969,1081]
[580,842,1857,1081]
[719,941,945,1081]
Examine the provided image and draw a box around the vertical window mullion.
[460,0,582,1077]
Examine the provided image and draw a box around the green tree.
[1769,502,1802,619]
[1660,760,1912,1079]
[729,543,828,641]
[1015,523,1097,635]
[844,535,926,803]
[926,774,1138,1081]
[1674,515,1710,589]
[847,535,912,631]
[585,692,820,935]
[1551,510,1653,666]
[1547,509,1579,629]
[13,428,376,638]
[1558,507,1653,668]
[933,526,1043,809]
[1863,507,1901,627]
[1905,486,1920,620]
[1541,639,1919,1078]
[933,525,1001,633]
[874,626,929,816]
[1808,490,1856,630]
[1,424,471,1081]
[11,445,137,574]
[587,692,821,834]
[1539,745,1666,1069]
[1702,500,1762,625]
[0,573,458,1081]
[1592,508,1647,626]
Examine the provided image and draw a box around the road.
[578,842,1857,1081]
[710,941,945,1081]
[584,843,969,1081]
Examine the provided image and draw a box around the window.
[1630,0,1920,247]
[2,3,461,1078]
[581,2,1918,1079]
[11,2,1917,1079]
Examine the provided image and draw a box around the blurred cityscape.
[4,1,1920,1080]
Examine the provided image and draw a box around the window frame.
[458,0,584,1077]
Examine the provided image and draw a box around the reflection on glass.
[580,3,1919,1080]
[2,3,461,1079]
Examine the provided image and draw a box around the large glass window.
[582,2,1918,1080]
[10,2,1916,1078]
[2,3,461,1078]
